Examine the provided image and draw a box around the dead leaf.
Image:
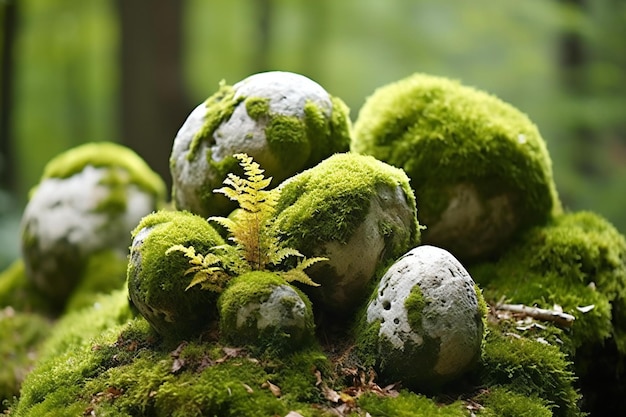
[242,383,254,394]
[284,412,305,417]
[170,342,188,358]
[171,358,185,374]
[262,380,282,397]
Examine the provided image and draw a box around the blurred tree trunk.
[0,1,17,192]
[558,0,599,178]
[254,0,272,72]
[116,0,191,193]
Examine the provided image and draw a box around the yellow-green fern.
[167,153,325,291]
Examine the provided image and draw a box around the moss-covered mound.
[273,153,421,315]
[470,210,626,414]
[6,288,583,417]
[0,308,51,411]
[20,142,166,311]
[352,73,561,262]
[218,271,316,353]
[127,210,227,340]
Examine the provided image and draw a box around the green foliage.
[0,309,51,411]
[480,324,582,417]
[169,153,326,292]
[477,387,553,417]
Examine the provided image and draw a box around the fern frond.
[268,247,303,266]
[297,256,329,271]
[279,269,320,287]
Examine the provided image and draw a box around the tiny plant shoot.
[167,153,326,292]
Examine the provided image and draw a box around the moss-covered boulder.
[218,271,315,353]
[360,245,486,391]
[352,73,561,262]
[170,71,352,217]
[127,210,226,340]
[20,142,166,310]
[272,153,421,316]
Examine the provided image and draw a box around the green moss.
[265,115,309,172]
[218,271,315,353]
[187,81,244,162]
[7,286,580,416]
[9,293,330,417]
[405,284,426,333]
[0,309,51,410]
[274,153,420,254]
[478,387,553,417]
[64,249,129,313]
[94,166,134,215]
[13,290,136,416]
[353,73,561,258]
[357,391,467,416]
[128,210,226,340]
[480,324,582,417]
[0,260,52,314]
[244,96,270,120]
[38,142,166,203]
[38,289,133,362]
[471,211,626,354]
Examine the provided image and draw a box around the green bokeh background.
[1,0,625,269]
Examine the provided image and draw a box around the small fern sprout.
[167,153,326,292]
[165,245,230,292]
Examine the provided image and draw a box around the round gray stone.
[365,245,484,390]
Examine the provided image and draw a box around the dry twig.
[496,303,575,328]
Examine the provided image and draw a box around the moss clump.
[353,73,561,261]
[127,210,226,340]
[218,271,315,353]
[0,309,51,411]
[480,324,582,417]
[0,260,51,314]
[38,141,166,203]
[64,249,129,313]
[477,387,553,417]
[272,153,420,315]
[7,286,583,416]
[274,153,420,256]
[471,211,626,354]
[187,81,242,162]
[405,284,426,333]
[471,211,626,414]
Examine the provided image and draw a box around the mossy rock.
[6,289,584,416]
[127,210,226,340]
[470,210,626,414]
[352,73,561,262]
[272,153,421,315]
[361,245,486,392]
[471,211,626,354]
[20,142,166,310]
[218,271,315,354]
[170,71,352,218]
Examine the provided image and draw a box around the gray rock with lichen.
[219,271,315,351]
[364,245,485,390]
[170,71,351,217]
[21,146,164,308]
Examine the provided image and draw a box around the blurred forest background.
[0,0,625,269]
